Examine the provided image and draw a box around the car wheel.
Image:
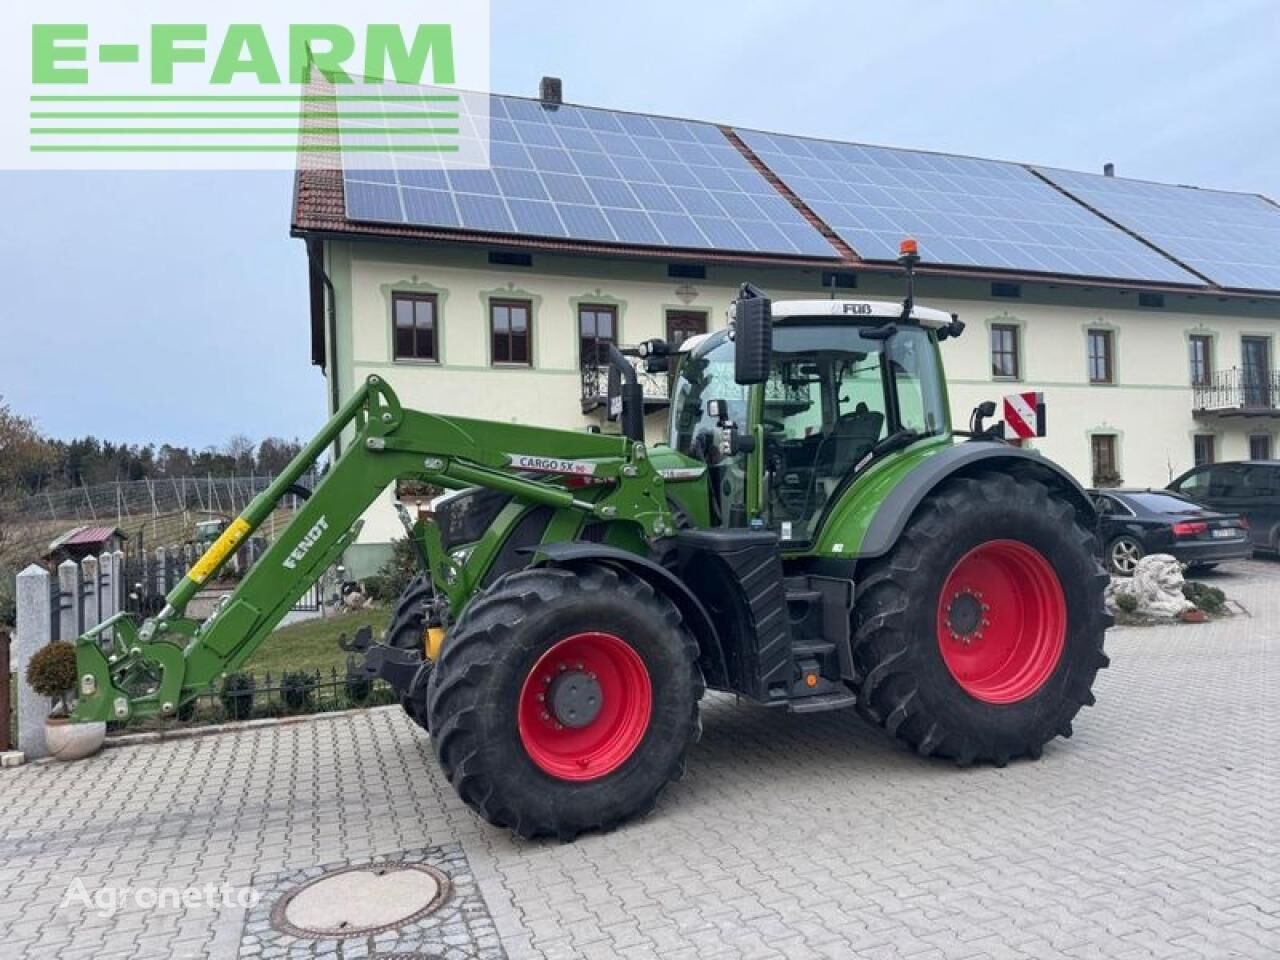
[1107,536,1144,576]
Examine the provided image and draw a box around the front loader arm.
[72,375,671,724]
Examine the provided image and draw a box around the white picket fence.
[12,552,126,759]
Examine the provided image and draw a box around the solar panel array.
[342,96,837,257]
[1032,168,1280,290]
[732,129,1202,285]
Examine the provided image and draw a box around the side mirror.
[733,283,772,385]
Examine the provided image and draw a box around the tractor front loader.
[71,242,1110,840]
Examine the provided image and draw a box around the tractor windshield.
[764,323,946,539]
[669,323,947,535]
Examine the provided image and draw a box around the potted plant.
[25,641,105,761]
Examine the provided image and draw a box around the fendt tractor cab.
[70,242,1110,840]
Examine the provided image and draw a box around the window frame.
[1249,434,1273,460]
[391,291,439,363]
[1193,433,1216,467]
[1090,433,1119,486]
[989,322,1021,380]
[489,297,533,367]
[1087,328,1114,385]
[664,309,708,348]
[1188,334,1213,388]
[578,303,619,368]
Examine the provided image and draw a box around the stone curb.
[5,704,406,766]
[102,703,405,749]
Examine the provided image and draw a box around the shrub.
[359,575,393,604]
[373,535,423,605]
[344,668,372,705]
[219,672,256,721]
[0,578,16,628]
[1182,581,1226,615]
[280,670,317,713]
[1114,592,1139,614]
[26,640,78,715]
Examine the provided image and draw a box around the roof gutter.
[306,238,342,460]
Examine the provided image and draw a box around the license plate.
[1212,528,1239,539]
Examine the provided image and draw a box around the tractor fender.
[530,541,729,688]
[859,442,1097,560]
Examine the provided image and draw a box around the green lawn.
[242,607,388,679]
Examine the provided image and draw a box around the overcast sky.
[2,0,1277,449]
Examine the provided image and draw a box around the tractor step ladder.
[788,691,858,713]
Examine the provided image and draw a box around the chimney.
[1103,162,1115,177]
[539,76,563,106]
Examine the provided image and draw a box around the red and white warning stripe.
[1003,391,1045,440]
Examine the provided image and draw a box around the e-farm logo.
[1,1,491,170]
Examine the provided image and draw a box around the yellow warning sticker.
[188,518,252,585]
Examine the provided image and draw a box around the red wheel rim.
[517,632,652,781]
[936,540,1066,704]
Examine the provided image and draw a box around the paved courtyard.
[1,560,1277,959]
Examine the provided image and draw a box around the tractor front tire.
[386,575,432,651]
[386,575,433,728]
[853,470,1110,766]
[426,564,703,840]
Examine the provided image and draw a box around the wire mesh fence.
[0,471,320,589]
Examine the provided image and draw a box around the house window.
[665,310,707,347]
[1249,434,1272,460]
[579,304,617,367]
[991,282,1022,299]
[488,251,533,267]
[490,299,532,366]
[1188,335,1212,387]
[1193,434,1216,466]
[990,324,1020,379]
[667,263,706,280]
[1091,434,1120,486]
[1088,329,1114,384]
[392,292,438,362]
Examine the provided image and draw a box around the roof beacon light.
[898,237,921,321]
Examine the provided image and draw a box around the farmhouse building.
[292,82,1280,575]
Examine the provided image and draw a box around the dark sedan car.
[1168,460,1280,554]
[1089,489,1251,575]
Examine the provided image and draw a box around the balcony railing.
[580,357,670,414]
[1193,368,1280,417]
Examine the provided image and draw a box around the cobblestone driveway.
[1,561,1276,959]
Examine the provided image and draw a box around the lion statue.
[1106,554,1194,619]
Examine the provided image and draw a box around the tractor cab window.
[669,333,750,525]
[670,324,945,534]
[765,324,945,541]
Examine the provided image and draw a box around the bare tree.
[224,433,256,474]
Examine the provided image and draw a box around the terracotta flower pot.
[44,717,106,761]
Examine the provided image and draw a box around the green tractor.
[71,243,1109,839]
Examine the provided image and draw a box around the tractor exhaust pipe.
[605,344,646,443]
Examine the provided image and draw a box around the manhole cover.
[271,862,450,939]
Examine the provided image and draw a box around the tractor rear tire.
[426,564,703,840]
[852,470,1110,766]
